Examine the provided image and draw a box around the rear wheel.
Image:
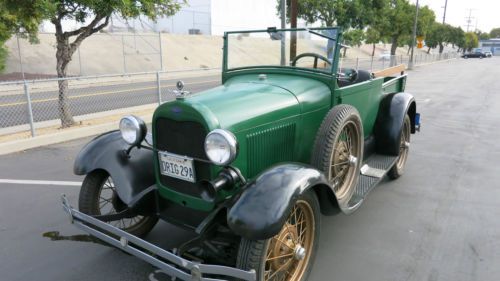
[388,115,411,179]
[78,170,158,237]
[236,190,320,281]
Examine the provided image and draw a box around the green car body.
[66,27,418,281]
[152,29,409,212]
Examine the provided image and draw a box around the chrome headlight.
[119,115,147,146]
[204,129,238,166]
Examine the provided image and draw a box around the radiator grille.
[247,123,296,177]
[155,118,210,198]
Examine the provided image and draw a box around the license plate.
[158,152,196,183]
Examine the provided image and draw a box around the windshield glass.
[225,28,339,73]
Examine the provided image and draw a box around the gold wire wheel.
[263,200,315,281]
[329,120,361,199]
[97,177,147,230]
[395,117,411,171]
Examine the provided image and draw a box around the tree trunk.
[390,36,398,66]
[371,43,376,57]
[438,42,444,54]
[289,0,298,61]
[427,46,431,54]
[55,32,76,128]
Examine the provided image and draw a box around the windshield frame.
[222,27,342,76]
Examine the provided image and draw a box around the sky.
[411,0,500,33]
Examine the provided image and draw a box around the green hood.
[154,74,330,133]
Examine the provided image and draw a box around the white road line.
[0,179,82,186]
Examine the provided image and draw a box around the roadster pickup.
[61,27,420,281]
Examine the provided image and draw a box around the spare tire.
[311,105,363,206]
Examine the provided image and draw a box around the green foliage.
[343,29,365,47]
[464,32,479,52]
[490,27,500,38]
[277,0,385,28]
[0,43,7,73]
[425,22,454,53]
[476,31,490,40]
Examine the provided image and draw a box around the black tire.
[311,105,363,206]
[387,115,411,179]
[236,190,321,281]
[78,170,158,238]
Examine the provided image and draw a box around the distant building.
[40,0,283,35]
[479,39,500,56]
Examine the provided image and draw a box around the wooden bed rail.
[372,64,406,78]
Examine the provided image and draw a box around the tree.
[365,27,381,57]
[343,29,364,56]
[425,22,454,54]
[375,0,434,65]
[450,26,465,52]
[490,27,500,38]
[277,0,385,28]
[476,31,489,40]
[464,32,479,52]
[5,0,183,127]
[0,0,42,73]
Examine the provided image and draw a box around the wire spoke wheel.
[237,191,320,281]
[395,117,411,170]
[96,177,147,231]
[79,170,158,237]
[329,120,361,198]
[263,200,315,281]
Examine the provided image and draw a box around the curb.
[0,114,152,156]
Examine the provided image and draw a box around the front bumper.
[60,195,256,281]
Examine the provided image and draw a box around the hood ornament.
[174,80,190,100]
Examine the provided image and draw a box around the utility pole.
[290,0,298,62]
[280,0,286,66]
[408,0,419,69]
[442,0,448,24]
[465,9,475,32]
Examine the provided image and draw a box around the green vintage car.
[62,27,420,281]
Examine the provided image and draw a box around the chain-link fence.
[339,52,460,72]
[0,52,458,139]
[0,68,221,137]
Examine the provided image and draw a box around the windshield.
[225,28,339,73]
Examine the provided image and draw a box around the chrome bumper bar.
[60,195,256,281]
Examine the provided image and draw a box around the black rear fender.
[227,163,337,240]
[374,92,416,156]
[74,131,155,207]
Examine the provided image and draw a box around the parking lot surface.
[1,57,500,281]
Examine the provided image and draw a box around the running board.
[345,154,398,213]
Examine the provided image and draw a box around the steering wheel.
[291,53,332,69]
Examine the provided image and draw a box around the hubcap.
[264,200,315,281]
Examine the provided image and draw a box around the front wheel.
[236,190,320,281]
[78,170,158,237]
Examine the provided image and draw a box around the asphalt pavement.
[1,57,500,281]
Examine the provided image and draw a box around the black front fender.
[74,131,154,206]
[227,163,331,240]
[374,92,416,156]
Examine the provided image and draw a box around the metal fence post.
[16,35,25,80]
[355,57,359,71]
[370,56,374,72]
[157,72,162,105]
[122,35,127,74]
[158,32,164,71]
[23,81,36,137]
[78,47,83,76]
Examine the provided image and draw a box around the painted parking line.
[0,179,81,186]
